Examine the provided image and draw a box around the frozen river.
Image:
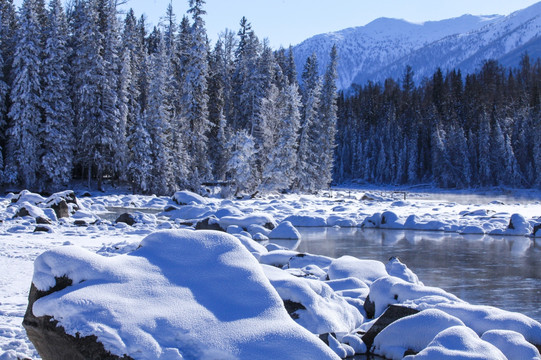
[277,227,541,323]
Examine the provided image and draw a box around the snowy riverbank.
[1,188,541,359]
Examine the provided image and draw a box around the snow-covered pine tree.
[145,33,176,195]
[184,0,211,188]
[232,17,262,132]
[225,129,257,196]
[5,0,43,188]
[259,82,301,192]
[208,39,229,181]
[0,45,7,183]
[127,111,153,193]
[40,0,74,191]
[317,44,338,189]
[295,53,322,193]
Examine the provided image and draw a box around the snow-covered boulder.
[283,214,327,227]
[171,190,207,205]
[25,230,339,360]
[44,190,79,218]
[372,309,465,359]
[11,190,46,205]
[481,330,541,360]
[385,257,422,285]
[403,326,507,359]
[268,221,301,240]
[219,213,277,230]
[327,255,387,286]
[263,265,363,335]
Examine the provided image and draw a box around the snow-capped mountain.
[293,2,541,90]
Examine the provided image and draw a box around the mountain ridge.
[292,2,541,90]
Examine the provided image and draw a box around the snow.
[2,187,541,359]
[32,230,338,360]
[171,190,208,205]
[268,221,301,240]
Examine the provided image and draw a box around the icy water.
[288,227,541,323]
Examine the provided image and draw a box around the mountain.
[292,2,541,90]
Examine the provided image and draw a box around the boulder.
[23,278,133,360]
[194,217,223,231]
[115,213,136,226]
[361,305,419,352]
[50,200,70,219]
[34,226,53,233]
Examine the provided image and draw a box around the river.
[279,227,541,323]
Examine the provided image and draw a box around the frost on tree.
[5,0,43,188]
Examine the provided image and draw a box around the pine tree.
[225,129,257,196]
[318,44,339,188]
[127,111,153,193]
[40,0,74,190]
[0,45,7,183]
[183,0,211,188]
[295,53,322,193]
[5,0,43,188]
[145,33,176,195]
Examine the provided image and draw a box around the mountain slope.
[293,2,541,90]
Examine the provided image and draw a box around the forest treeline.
[336,59,541,188]
[0,0,338,195]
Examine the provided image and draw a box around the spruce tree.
[40,0,74,190]
[5,0,43,188]
[185,0,211,187]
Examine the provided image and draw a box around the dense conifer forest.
[0,0,338,195]
[335,59,541,189]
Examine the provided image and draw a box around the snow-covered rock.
[283,214,327,227]
[327,255,387,286]
[28,230,339,360]
[372,309,465,359]
[171,190,208,205]
[219,213,277,230]
[481,330,541,360]
[404,326,507,359]
[268,221,301,240]
[263,265,363,335]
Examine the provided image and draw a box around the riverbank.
[1,188,540,359]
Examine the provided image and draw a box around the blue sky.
[14,0,541,48]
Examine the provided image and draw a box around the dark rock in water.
[81,191,92,197]
[533,223,541,237]
[283,299,307,320]
[23,277,133,360]
[50,200,70,219]
[364,294,376,319]
[195,217,223,231]
[361,305,419,352]
[115,213,136,226]
[34,226,52,233]
[36,216,52,225]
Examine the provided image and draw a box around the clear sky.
[14,0,541,48]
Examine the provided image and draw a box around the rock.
[283,299,307,320]
[36,216,53,225]
[73,220,88,227]
[50,200,70,219]
[361,305,419,352]
[364,294,376,319]
[81,191,92,197]
[268,221,301,240]
[23,278,133,360]
[34,226,53,233]
[15,207,30,218]
[172,190,207,205]
[533,223,541,237]
[195,217,223,231]
[163,205,180,212]
[115,213,136,226]
[45,191,79,218]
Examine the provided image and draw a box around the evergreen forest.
[0,0,338,195]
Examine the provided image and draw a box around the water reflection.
[287,228,541,322]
